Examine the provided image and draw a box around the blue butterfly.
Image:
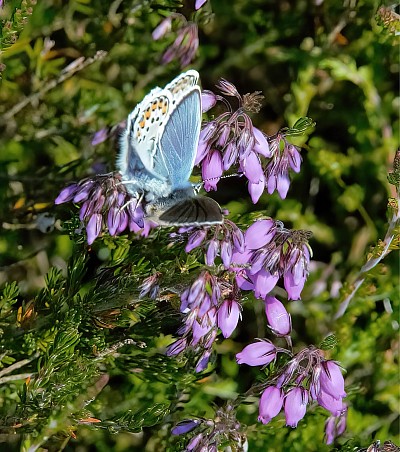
[117,70,223,226]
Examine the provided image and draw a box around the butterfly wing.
[117,87,171,185]
[158,195,223,226]
[157,83,201,190]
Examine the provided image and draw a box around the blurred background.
[0,0,398,451]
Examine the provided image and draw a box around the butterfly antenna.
[194,173,242,192]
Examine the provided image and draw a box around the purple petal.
[205,239,219,266]
[195,349,212,372]
[252,268,279,299]
[220,240,233,269]
[185,229,207,252]
[236,340,276,366]
[195,0,207,9]
[222,142,238,171]
[217,299,241,338]
[202,149,223,191]
[86,213,102,245]
[276,172,290,199]
[324,416,336,445]
[265,296,291,336]
[284,269,306,301]
[107,207,120,236]
[317,391,345,416]
[91,128,108,146]
[55,184,78,204]
[253,127,272,158]
[288,144,302,173]
[258,386,283,425]
[242,151,264,183]
[201,90,217,113]
[284,387,308,428]
[152,17,172,40]
[320,361,346,399]
[166,337,187,356]
[248,173,266,204]
[244,219,276,250]
[171,419,201,435]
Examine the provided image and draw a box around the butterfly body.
[118,70,223,226]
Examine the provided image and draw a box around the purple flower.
[195,349,212,372]
[186,433,204,451]
[253,127,272,158]
[248,173,266,204]
[284,387,308,427]
[202,149,223,191]
[324,416,336,445]
[284,243,311,300]
[251,268,279,299]
[86,213,102,245]
[166,337,188,356]
[201,90,217,113]
[217,299,242,338]
[236,340,276,366]
[264,296,291,336]
[241,151,264,184]
[185,228,207,252]
[317,390,345,416]
[265,134,302,199]
[171,419,201,435]
[258,386,284,425]
[55,184,78,204]
[195,0,207,10]
[152,17,172,40]
[244,219,276,250]
[91,128,109,146]
[319,360,346,399]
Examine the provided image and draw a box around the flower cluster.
[232,218,312,301]
[171,404,247,451]
[181,219,245,268]
[152,14,199,68]
[166,272,242,372]
[236,344,347,434]
[55,174,147,244]
[196,79,303,201]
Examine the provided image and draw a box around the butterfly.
[117,70,223,227]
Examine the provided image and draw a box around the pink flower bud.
[265,296,292,336]
[236,340,276,366]
[258,386,284,425]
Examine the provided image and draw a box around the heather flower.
[231,219,312,301]
[264,296,292,336]
[180,220,244,269]
[91,128,109,146]
[258,386,284,425]
[139,273,161,299]
[319,360,346,399]
[236,339,276,366]
[284,387,308,427]
[201,90,217,112]
[55,174,146,243]
[202,149,223,191]
[265,134,302,199]
[217,299,242,338]
[195,79,271,195]
[171,419,201,435]
[317,391,345,416]
[195,0,207,10]
[153,14,199,68]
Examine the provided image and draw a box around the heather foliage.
[0,1,399,451]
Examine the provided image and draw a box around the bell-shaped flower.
[251,268,279,299]
[86,213,102,245]
[317,390,345,416]
[253,127,272,158]
[152,17,172,40]
[265,296,292,336]
[236,339,276,366]
[185,229,207,252]
[320,360,346,399]
[248,173,265,204]
[55,184,78,204]
[241,151,264,184]
[166,337,188,356]
[202,149,223,191]
[171,419,201,435]
[201,90,216,112]
[244,219,276,250]
[284,387,308,428]
[217,299,241,338]
[195,349,212,373]
[258,386,284,425]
